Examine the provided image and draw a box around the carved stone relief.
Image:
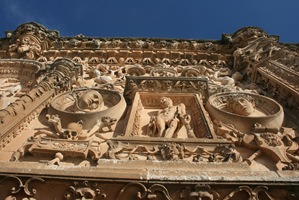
[0,23,298,199]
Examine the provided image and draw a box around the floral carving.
[160,143,185,160]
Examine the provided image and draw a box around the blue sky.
[0,0,298,43]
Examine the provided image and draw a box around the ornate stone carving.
[223,186,274,200]
[147,97,195,138]
[45,114,116,140]
[0,23,299,199]
[232,27,268,46]
[180,184,219,200]
[64,181,106,200]
[74,90,104,112]
[124,76,209,105]
[160,143,185,160]
[104,139,240,163]
[11,136,103,163]
[0,176,44,200]
[49,88,125,129]
[8,34,42,59]
[206,92,284,134]
[116,182,171,200]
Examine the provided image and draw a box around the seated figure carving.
[148,97,195,138]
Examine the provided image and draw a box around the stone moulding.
[104,137,233,161]
[0,59,41,86]
[123,76,209,105]
[257,60,299,95]
[0,170,298,199]
[0,58,82,149]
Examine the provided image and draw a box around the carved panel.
[124,76,209,105]
[1,175,297,200]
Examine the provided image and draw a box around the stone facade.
[0,22,298,199]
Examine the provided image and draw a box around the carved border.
[0,174,297,199]
[123,76,209,105]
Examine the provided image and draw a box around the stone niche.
[122,76,213,139]
[124,92,216,139]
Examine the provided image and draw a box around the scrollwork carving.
[116,182,171,200]
[104,139,242,163]
[0,176,44,200]
[223,186,274,200]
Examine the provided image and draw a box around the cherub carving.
[47,152,64,166]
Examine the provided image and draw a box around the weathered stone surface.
[0,23,298,199]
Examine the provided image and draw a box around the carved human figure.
[47,152,64,166]
[226,97,254,116]
[9,36,41,59]
[149,97,195,138]
[75,90,104,112]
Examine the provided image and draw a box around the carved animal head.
[75,187,96,200]
[46,114,61,125]
[101,116,117,126]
